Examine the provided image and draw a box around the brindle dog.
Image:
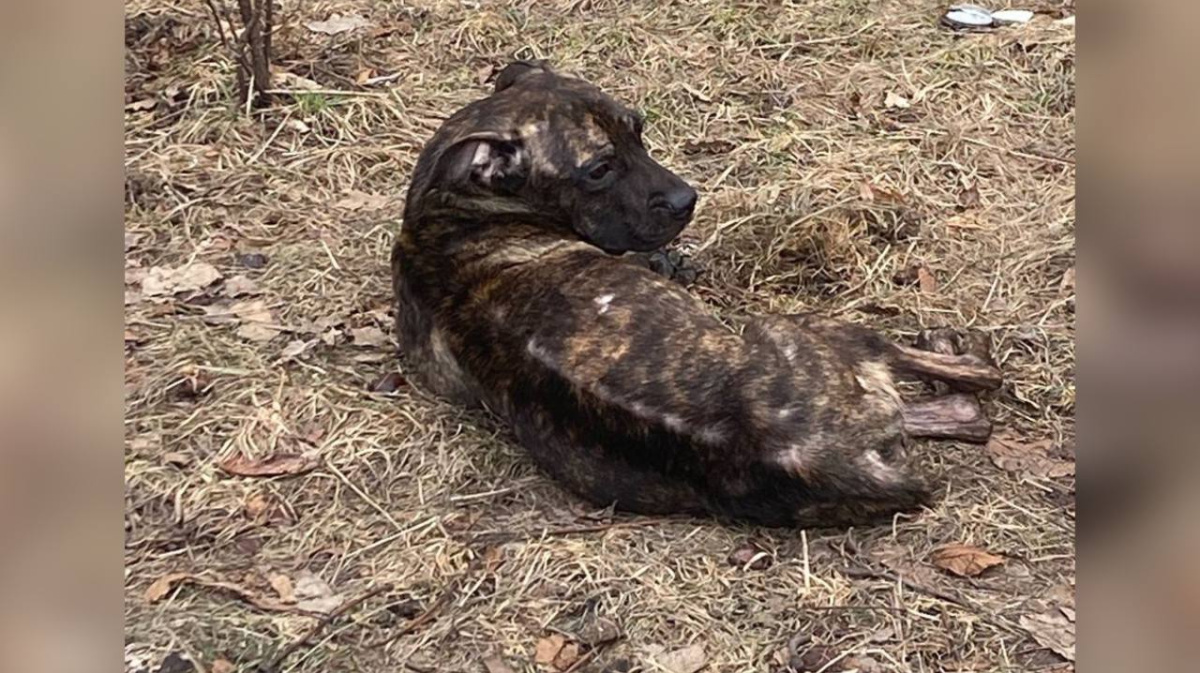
[392,61,1001,527]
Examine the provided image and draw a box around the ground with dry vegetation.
[125,1,1075,671]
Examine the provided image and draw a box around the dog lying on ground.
[391,61,1001,527]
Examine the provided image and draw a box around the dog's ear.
[434,134,528,194]
[494,60,553,93]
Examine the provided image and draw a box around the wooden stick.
[891,344,1002,392]
[902,393,992,443]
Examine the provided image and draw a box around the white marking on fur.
[855,361,902,410]
[863,449,900,483]
[594,294,615,314]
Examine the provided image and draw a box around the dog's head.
[406,61,697,254]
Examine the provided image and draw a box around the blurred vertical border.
[0,0,123,671]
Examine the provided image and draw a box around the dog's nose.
[651,186,698,220]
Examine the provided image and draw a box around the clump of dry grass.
[125,1,1075,671]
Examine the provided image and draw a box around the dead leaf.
[162,452,192,468]
[126,99,157,112]
[125,329,144,348]
[482,654,516,673]
[293,570,343,614]
[211,660,236,673]
[553,642,580,670]
[280,339,310,360]
[269,574,296,603]
[986,431,1076,479]
[218,452,319,478]
[917,265,939,293]
[355,68,375,85]
[244,493,271,518]
[535,634,566,665]
[727,541,772,570]
[476,63,497,86]
[570,616,621,647]
[230,300,280,342]
[223,275,260,297]
[202,302,240,325]
[272,71,321,91]
[1020,605,1076,662]
[335,190,389,211]
[140,263,223,299]
[959,184,982,210]
[125,231,144,251]
[350,326,391,348]
[931,544,1005,577]
[859,182,906,206]
[1060,267,1076,293]
[304,14,372,35]
[884,91,911,109]
[654,643,708,673]
[369,371,406,393]
[145,572,192,603]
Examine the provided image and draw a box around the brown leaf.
[231,300,281,342]
[280,339,310,360]
[654,643,708,673]
[335,190,389,211]
[959,184,982,210]
[145,572,192,603]
[356,69,375,85]
[293,570,343,614]
[917,265,939,294]
[860,182,906,206]
[884,91,911,109]
[350,326,391,348]
[218,452,319,478]
[126,99,157,112]
[222,274,260,297]
[727,541,772,570]
[482,654,516,673]
[140,262,223,299]
[1020,605,1076,662]
[269,574,296,603]
[162,451,192,467]
[305,14,372,35]
[244,493,271,518]
[125,329,144,348]
[1060,267,1076,293]
[553,642,580,670]
[125,232,144,252]
[986,431,1076,479]
[476,63,497,86]
[931,544,1005,577]
[535,634,566,665]
[211,660,236,673]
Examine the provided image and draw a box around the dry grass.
[124,1,1075,671]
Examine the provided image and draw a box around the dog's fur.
[392,62,998,527]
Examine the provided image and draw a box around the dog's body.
[393,62,1000,527]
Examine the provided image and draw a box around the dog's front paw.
[628,247,701,286]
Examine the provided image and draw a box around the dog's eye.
[587,161,612,181]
